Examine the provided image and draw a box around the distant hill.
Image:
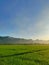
[0,36,33,44]
[0,36,49,44]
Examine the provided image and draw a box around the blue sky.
[0,0,49,40]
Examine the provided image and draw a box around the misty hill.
[0,36,33,44]
[0,36,49,44]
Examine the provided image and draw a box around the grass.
[0,44,49,65]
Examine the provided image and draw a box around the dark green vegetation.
[0,36,49,44]
[0,36,33,44]
[0,45,49,65]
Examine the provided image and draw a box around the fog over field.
[0,36,49,44]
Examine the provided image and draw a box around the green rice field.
[0,44,49,65]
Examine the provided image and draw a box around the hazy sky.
[0,0,49,40]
